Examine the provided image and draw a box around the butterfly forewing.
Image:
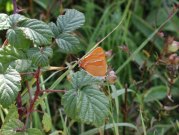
[79,47,107,76]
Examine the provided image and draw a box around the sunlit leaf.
[0,13,10,30]
[3,105,19,124]
[0,45,26,66]
[19,19,54,46]
[10,59,32,72]
[1,119,24,135]
[42,113,52,132]
[27,128,43,135]
[0,68,21,107]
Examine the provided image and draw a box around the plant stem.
[12,0,18,14]
[17,92,23,120]
[29,67,41,113]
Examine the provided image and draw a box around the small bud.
[119,45,129,53]
[157,32,164,37]
[105,50,112,58]
[174,56,179,64]
[168,53,177,62]
[106,70,117,84]
[168,40,179,53]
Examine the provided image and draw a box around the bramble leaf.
[8,14,27,26]
[56,33,81,53]
[71,70,102,89]
[19,19,54,46]
[62,86,109,126]
[48,22,61,38]
[0,119,24,135]
[62,90,79,120]
[42,113,52,132]
[3,105,19,124]
[7,28,31,48]
[0,13,10,30]
[10,59,32,72]
[57,9,85,32]
[27,47,53,67]
[0,45,26,66]
[0,68,21,107]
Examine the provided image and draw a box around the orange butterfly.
[79,47,107,77]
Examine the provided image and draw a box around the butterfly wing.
[79,47,107,76]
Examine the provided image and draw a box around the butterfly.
[79,47,107,77]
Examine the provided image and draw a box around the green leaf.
[111,88,135,98]
[42,113,52,132]
[4,105,19,124]
[7,28,31,49]
[48,22,60,38]
[27,128,43,135]
[56,33,81,53]
[1,119,24,135]
[0,13,10,30]
[0,68,21,107]
[10,59,32,72]
[62,86,109,126]
[0,63,4,73]
[71,70,102,89]
[62,90,79,120]
[79,86,109,126]
[8,14,27,26]
[80,123,137,135]
[19,19,54,46]
[49,131,61,135]
[27,47,53,67]
[0,45,26,66]
[57,9,85,32]
[144,85,167,102]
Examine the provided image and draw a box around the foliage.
[0,0,179,135]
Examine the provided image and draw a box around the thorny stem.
[17,92,23,120]
[29,67,41,113]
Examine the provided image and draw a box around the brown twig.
[40,89,66,94]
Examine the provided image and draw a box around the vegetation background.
[0,0,179,135]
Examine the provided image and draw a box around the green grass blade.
[116,9,178,74]
[80,122,137,135]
